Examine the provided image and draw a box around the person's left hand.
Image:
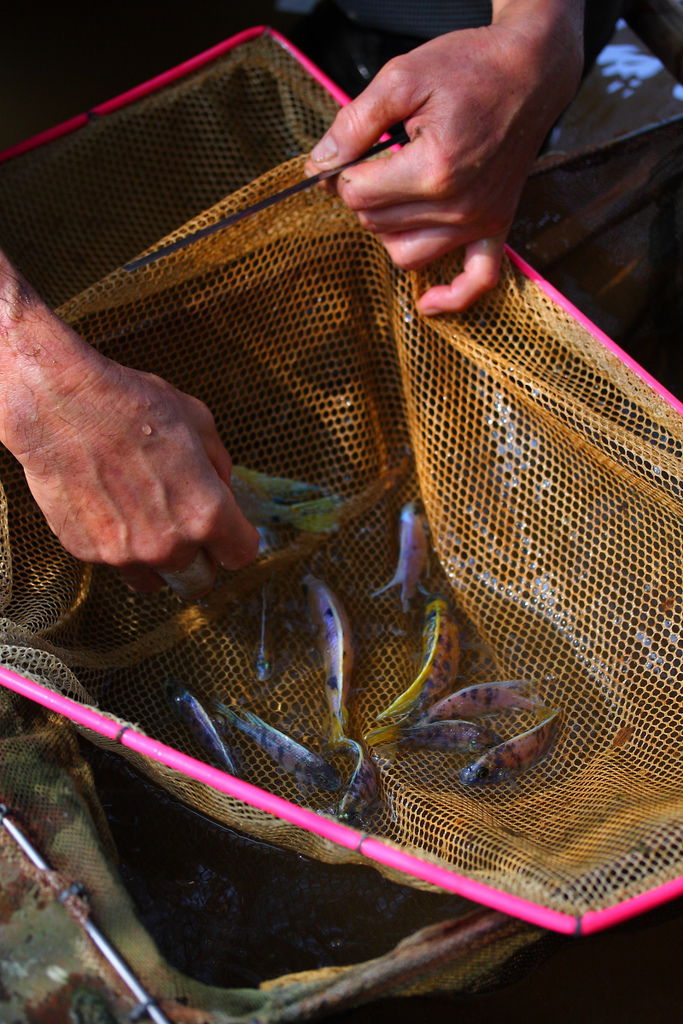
[304,2,584,313]
[0,258,259,599]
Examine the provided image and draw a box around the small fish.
[213,701,341,791]
[336,739,382,826]
[231,465,344,533]
[366,718,501,754]
[371,500,429,613]
[255,584,272,681]
[256,526,280,556]
[376,594,460,723]
[420,679,541,723]
[165,678,238,774]
[460,708,561,785]
[304,573,354,748]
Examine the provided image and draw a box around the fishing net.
[1,27,682,1018]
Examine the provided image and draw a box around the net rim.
[1,664,681,936]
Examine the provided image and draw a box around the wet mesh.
[0,29,681,959]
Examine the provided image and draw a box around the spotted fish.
[460,708,561,785]
[366,717,501,755]
[165,678,238,774]
[304,573,354,748]
[336,739,382,826]
[420,679,541,723]
[231,465,344,533]
[213,701,341,791]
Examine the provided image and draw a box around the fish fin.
[532,702,555,723]
[232,465,327,503]
[364,722,400,747]
[212,699,236,723]
[327,718,349,750]
[370,573,400,600]
[375,689,419,721]
[282,494,345,533]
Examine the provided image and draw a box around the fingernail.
[310,133,338,163]
[420,306,440,316]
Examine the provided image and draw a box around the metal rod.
[0,804,174,1024]
[124,126,409,271]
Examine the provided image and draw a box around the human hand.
[0,257,258,597]
[304,0,584,313]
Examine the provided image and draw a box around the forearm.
[0,247,70,372]
[0,247,104,461]
[492,0,585,32]
[492,0,586,91]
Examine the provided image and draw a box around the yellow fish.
[374,594,460,724]
[231,465,344,533]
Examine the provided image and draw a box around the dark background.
[3,3,683,1021]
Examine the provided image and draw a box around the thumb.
[309,78,410,167]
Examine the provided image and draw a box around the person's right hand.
[0,254,259,597]
[304,0,584,314]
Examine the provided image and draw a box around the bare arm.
[0,249,258,596]
[304,0,585,312]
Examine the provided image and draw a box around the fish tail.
[281,494,345,533]
[327,717,349,749]
[213,700,256,737]
[370,573,400,600]
[212,699,236,722]
[375,689,419,721]
[364,722,401,748]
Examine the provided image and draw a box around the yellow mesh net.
[1,31,682,929]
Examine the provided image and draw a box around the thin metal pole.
[0,804,174,1024]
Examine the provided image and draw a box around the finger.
[307,71,420,169]
[159,549,217,601]
[206,483,260,572]
[356,195,471,234]
[119,564,167,594]
[204,432,234,489]
[334,132,444,210]
[376,224,469,271]
[417,235,507,314]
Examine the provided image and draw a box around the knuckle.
[179,511,220,551]
[338,178,365,212]
[422,162,456,201]
[374,58,414,104]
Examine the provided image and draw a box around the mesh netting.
[1,29,682,945]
